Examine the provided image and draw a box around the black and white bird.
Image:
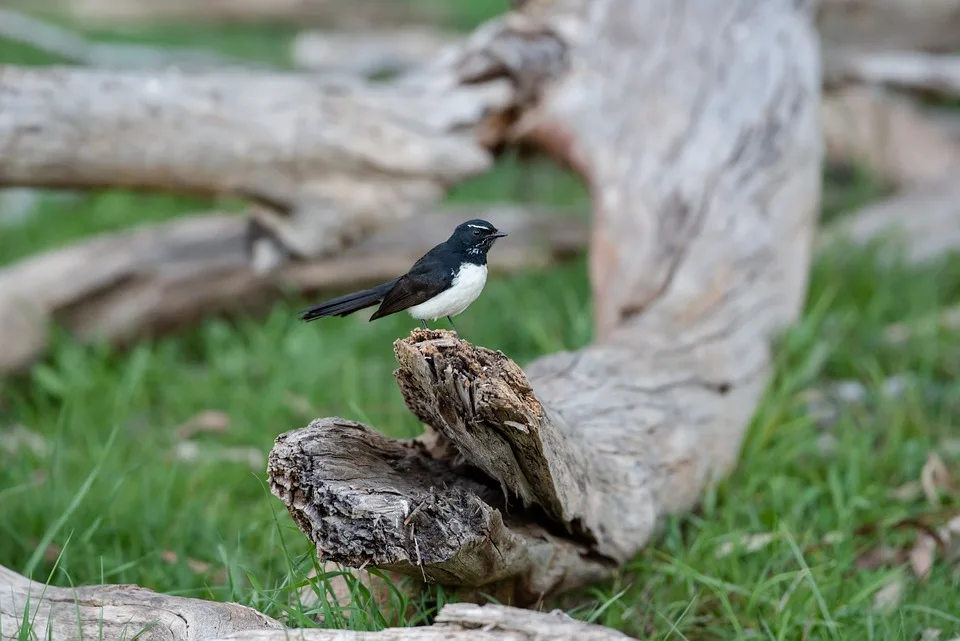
[297,219,507,333]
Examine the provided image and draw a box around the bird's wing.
[369,253,453,320]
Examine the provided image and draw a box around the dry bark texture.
[0,206,585,374]
[0,564,634,641]
[269,0,824,605]
[0,563,283,641]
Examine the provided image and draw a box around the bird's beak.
[491,231,508,238]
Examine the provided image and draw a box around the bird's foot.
[446,316,461,338]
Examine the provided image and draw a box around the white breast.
[407,263,488,320]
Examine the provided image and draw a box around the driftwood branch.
[827,50,960,99]
[821,86,960,186]
[291,28,458,76]
[0,8,253,70]
[0,64,513,262]
[0,206,585,374]
[0,563,634,641]
[57,0,451,28]
[0,563,283,641]
[818,176,960,264]
[817,0,960,54]
[269,0,824,605]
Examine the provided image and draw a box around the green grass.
[2,4,960,640]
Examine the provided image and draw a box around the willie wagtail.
[298,219,507,333]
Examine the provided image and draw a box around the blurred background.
[1,1,959,638]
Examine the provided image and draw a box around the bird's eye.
[473,229,481,236]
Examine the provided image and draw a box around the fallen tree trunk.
[0,8,254,70]
[0,205,585,374]
[290,28,458,76]
[0,563,635,641]
[56,0,451,27]
[818,175,960,264]
[0,64,512,262]
[826,50,960,99]
[821,86,960,187]
[817,0,960,54]
[0,563,283,641]
[269,0,823,605]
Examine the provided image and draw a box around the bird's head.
[450,219,507,255]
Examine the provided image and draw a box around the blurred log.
[0,563,283,641]
[818,176,960,264]
[821,86,960,186]
[61,0,450,27]
[0,205,585,374]
[0,8,253,70]
[0,563,634,641]
[270,0,823,605]
[291,28,457,76]
[826,50,960,98]
[0,65,514,264]
[817,0,960,54]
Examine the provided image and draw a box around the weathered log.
[0,8,252,70]
[821,86,960,186]
[269,0,823,605]
[214,603,637,641]
[0,563,283,641]
[58,0,450,27]
[818,176,960,264]
[0,563,634,641]
[818,0,960,54]
[827,50,960,99]
[291,28,458,76]
[0,64,512,263]
[0,205,585,374]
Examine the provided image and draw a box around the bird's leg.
[420,319,428,330]
[446,316,459,334]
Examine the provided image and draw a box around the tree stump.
[268,0,824,606]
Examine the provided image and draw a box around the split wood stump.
[267,0,824,607]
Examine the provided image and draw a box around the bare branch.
[0,564,636,641]
[291,28,458,76]
[827,50,960,98]
[818,0,960,54]
[0,8,252,70]
[821,86,960,186]
[818,176,960,264]
[0,563,283,641]
[59,0,451,28]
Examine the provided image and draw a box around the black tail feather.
[298,279,398,322]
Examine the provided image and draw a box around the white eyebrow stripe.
[467,224,491,230]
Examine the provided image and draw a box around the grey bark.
[0,563,635,641]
